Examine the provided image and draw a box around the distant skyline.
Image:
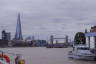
[0,0,95,40]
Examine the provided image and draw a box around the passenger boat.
[68,32,96,60]
[68,45,96,60]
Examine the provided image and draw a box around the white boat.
[68,32,96,60]
[68,45,96,60]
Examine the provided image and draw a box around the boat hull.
[68,51,96,60]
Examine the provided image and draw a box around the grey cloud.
[0,0,96,39]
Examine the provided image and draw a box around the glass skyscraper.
[14,13,23,40]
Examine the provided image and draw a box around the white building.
[85,32,96,49]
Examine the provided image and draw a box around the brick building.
[90,26,96,32]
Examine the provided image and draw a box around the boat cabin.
[85,32,96,49]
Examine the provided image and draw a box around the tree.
[74,32,86,45]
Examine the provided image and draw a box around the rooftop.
[85,32,96,37]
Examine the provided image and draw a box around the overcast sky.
[0,0,95,40]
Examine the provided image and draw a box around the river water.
[0,47,96,64]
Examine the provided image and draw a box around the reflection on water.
[0,47,96,64]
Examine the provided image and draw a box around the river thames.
[0,47,96,64]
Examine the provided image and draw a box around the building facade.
[2,30,11,40]
[90,26,96,32]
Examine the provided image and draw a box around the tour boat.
[68,32,96,60]
[68,45,96,60]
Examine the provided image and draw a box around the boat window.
[77,47,89,50]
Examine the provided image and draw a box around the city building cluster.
[0,13,70,48]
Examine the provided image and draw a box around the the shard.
[14,13,23,40]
